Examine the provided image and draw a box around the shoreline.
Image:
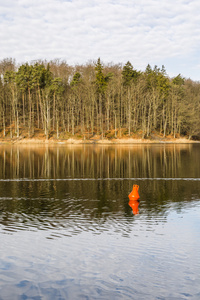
[0,137,199,145]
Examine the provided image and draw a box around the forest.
[0,58,200,140]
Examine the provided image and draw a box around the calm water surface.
[0,144,200,300]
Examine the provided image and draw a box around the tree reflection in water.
[0,144,199,232]
[0,143,198,180]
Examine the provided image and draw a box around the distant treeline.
[0,58,200,139]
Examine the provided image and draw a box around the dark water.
[0,144,200,300]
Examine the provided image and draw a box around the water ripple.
[0,177,200,181]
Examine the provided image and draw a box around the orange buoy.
[128,184,140,201]
[129,200,139,215]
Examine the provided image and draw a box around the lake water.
[0,144,200,300]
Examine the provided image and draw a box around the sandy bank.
[0,137,199,145]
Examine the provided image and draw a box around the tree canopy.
[0,58,199,140]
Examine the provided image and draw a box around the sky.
[0,0,200,81]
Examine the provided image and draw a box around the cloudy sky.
[0,0,200,80]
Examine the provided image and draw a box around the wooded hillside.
[0,58,200,140]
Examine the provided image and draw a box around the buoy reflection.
[129,200,140,215]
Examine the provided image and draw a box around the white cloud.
[0,0,200,80]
